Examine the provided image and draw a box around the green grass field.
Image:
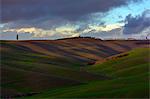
[0,39,149,98]
[24,48,150,98]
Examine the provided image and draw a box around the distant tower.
[17,34,18,40]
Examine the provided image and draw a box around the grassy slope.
[1,41,107,97]
[87,48,149,77]
[27,48,150,98]
[0,39,149,98]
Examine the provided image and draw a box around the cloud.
[1,0,141,23]
[1,23,130,40]
[1,22,124,39]
[88,23,124,32]
[81,28,123,39]
[123,9,150,34]
[1,17,69,30]
[2,25,79,39]
[0,31,33,40]
[1,0,149,40]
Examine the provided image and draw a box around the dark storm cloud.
[2,17,68,30]
[123,9,150,34]
[1,0,141,23]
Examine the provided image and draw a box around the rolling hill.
[0,38,149,98]
[25,48,150,98]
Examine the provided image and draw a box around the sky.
[0,0,150,40]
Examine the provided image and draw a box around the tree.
[17,34,18,40]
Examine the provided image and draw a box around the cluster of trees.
[57,36,102,40]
